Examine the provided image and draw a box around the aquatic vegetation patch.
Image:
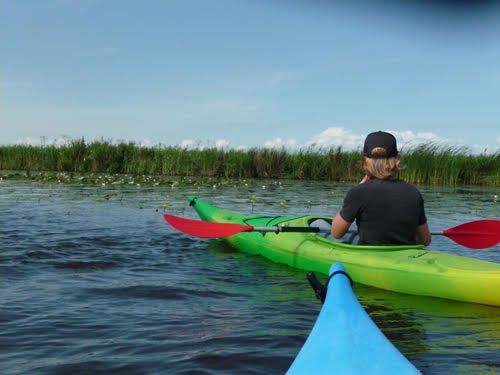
[0,140,498,186]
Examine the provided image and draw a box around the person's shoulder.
[345,182,368,198]
[349,180,375,191]
[395,179,418,188]
[393,179,422,194]
[345,180,376,198]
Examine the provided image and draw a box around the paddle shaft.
[222,225,471,238]
[254,226,454,241]
[253,226,328,234]
[164,214,500,249]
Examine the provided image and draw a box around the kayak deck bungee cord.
[171,196,500,306]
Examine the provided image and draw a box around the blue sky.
[2,0,500,152]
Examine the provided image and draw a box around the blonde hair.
[361,153,402,179]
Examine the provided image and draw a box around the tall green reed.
[0,140,498,186]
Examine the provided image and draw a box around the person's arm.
[416,191,431,246]
[332,213,352,239]
[333,185,361,239]
[416,223,431,246]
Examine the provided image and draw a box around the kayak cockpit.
[308,218,359,245]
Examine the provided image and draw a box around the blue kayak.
[288,263,420,374]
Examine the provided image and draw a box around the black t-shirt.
[339,179,427,246]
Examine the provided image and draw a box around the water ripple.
[85,285,247,301]
[1,180,499,374]
[51,260,118,271]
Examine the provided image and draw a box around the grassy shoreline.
[0,139,499,186]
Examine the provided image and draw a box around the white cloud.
[177,138,230,150]
[14,135,74,147]
[214,139,230,149]
[138,139,157,148]
[264,127,455,152]
[11,128,495,155]
[497,136,500,144]
[263,137,298,149]
[178,139,196,149]
[387,130,450,150]
[305,127,365,149]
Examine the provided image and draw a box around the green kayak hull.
[187,196,500,307]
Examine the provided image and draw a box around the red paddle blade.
[443,220,500,249]
[164,214,253,238]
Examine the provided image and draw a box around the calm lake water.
[1,178,499,374]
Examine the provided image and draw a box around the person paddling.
[332,131,432,246]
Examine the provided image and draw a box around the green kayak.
[185,196,500,307]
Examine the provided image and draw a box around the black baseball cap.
[363,131,398,159]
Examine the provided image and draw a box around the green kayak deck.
[188,196,500,307]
